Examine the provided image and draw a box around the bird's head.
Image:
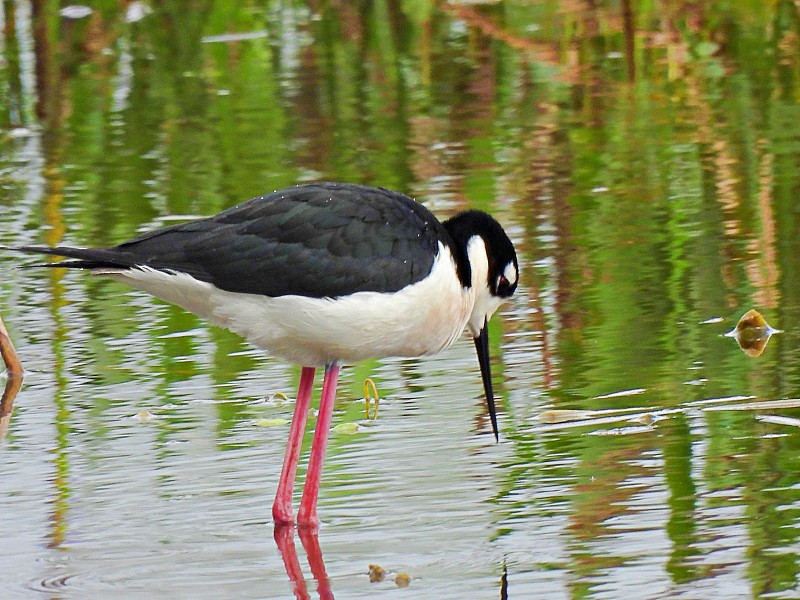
[443,210,518,441]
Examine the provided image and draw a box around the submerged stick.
[0,314,22,378]
[0,313,22,443]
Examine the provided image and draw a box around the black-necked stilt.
[9,182,519,527]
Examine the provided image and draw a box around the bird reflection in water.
[274,524,334,600]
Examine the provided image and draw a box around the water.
[2,1,800,598]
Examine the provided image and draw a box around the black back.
[34,183,450,299]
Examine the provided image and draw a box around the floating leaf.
[368,564,386,583]
[253,418,289,427]
[635,413,657,425]
[332,422,360,435]
[734,309,768,331]
[725,309,781,357]
[133,409,156,423]
[265,392,289,405]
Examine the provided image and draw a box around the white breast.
[103,243,475,367]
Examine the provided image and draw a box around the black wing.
[15,183,446,299]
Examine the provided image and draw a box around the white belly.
[104,245,474,367]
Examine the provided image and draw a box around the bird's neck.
[464,236,498,337]
[442,212,483,289]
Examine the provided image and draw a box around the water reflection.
[0,315,22,443]
[274,524,333,600]
[1,1,800,598]
[0,372,21,443]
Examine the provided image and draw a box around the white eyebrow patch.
[503,263,518,285]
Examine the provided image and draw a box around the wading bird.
[9,182,519,527]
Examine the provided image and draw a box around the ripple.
[27,572,79,592]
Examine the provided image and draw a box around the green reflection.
[2,1,800,597]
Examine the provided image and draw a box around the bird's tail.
[3,245,134,270]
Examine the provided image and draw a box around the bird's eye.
[496,275,510,296]
[494,262,518,298]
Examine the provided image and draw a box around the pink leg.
[297,362,341,528]
[272,366,316,524]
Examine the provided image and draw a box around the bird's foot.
[272,501,295,526]
[295,509,320,530]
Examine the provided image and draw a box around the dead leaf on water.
[368,563,410,586]
[734,309,769,330]
[725,309,781,357]
[133,409,157,423]
[332,422,360,435]
[368,564,386,583]
[636,413,657,425]
[264,392,289,406]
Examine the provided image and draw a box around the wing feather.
[15,183,447,299]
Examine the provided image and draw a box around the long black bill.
[473,317,499,441]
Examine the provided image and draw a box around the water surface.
[2,2,800,598]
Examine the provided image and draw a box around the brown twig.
[0,314,22,443]
[0,314,22,378]
[0,369,22,419]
